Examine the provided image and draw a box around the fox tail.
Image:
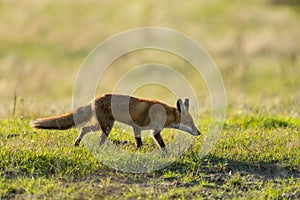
[31,103,92,130]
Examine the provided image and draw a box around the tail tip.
[30,120,38,128]
[30,119,42,128]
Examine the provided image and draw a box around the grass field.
[1,115,299,199]
[1,0,300,199]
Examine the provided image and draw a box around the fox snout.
[177,123,201,136]
[190,128,201,136]
[195,129,201,136]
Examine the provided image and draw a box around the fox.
[31,94,201,149]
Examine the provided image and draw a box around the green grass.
[0,115,299,199]
[1,0,300,199]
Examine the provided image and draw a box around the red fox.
[31,94,201,149]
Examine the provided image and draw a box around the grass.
[0,114,299,199]
[1,0,300,199]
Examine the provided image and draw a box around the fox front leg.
[152,130,166,149]
[133,127,142,149]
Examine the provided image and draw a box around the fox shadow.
[158,154,300,187]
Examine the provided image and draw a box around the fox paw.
[74,139,81,147]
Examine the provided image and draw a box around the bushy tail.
[31,103,92,130]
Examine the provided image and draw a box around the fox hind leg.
[98,120,114,146]
[74,124,100,147]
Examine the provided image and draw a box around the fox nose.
[196,129,201,136]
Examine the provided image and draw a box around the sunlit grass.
[1,0,300,199]
[0,115,299,199]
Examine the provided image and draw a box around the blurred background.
[0,0,299,118]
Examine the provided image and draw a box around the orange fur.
[31,94,201,149]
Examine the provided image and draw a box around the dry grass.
[1,1,299,116]
[1,3,299,117]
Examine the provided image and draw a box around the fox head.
[174,98,201,136]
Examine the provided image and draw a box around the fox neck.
[166,108,181,129]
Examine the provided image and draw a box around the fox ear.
[184,98,189,111]
[176,98,186,114]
